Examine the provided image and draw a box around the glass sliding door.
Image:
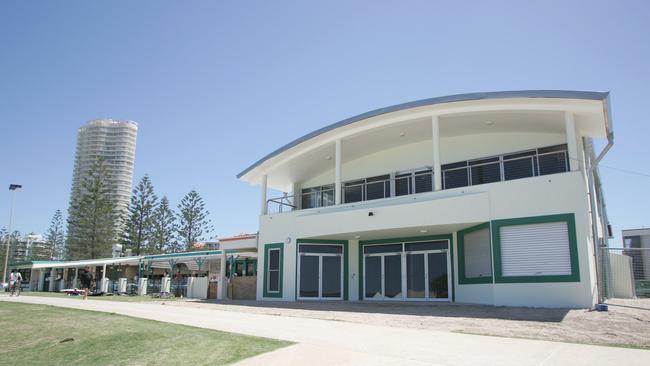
[428,251,449,299]
[297,244,343,300]
[406,253,425,299]
[364,240,451,301]
[299,255,319,298]
[321,256,342,298]
[364,256,382,299]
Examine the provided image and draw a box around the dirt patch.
[160,298,650,349]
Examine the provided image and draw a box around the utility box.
[118,278,127,293]
[138,278,148,295]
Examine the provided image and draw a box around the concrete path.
[2,296,648,365]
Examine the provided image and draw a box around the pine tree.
[149,196,178,253]
[65,159,117,260]
[42,210,65,260]
[177,190,213,251]
[122,175,158,255]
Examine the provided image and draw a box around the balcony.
[266,144,569,214]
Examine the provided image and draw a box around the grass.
[0,302,291,366]
[19,291,181,302]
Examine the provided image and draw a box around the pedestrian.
[14,271,22,296]
[80,267,92,300]
[9,270,16,296]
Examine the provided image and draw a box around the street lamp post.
[3,184,22,285]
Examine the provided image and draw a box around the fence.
[602,247,650,299]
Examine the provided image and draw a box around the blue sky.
[0,1,648,247]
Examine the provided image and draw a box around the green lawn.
[0,302,291,366]
[18,291,182,302]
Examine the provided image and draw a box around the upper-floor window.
[442,144,568,189]
[301,185,334,209]
[396,169,433,196]
[343,174,390,203]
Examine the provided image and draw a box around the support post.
[565,112,579,171]
[432,116,442,191]
[73,268,79,289]
[335,139,342,204]
[102,263,107,293]
[48,268,55,292]
[260,174,268,215]
[217,252,227,300]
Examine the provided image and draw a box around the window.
[537,145,568,176]
[469,157,501,185]
[301,185,334,209]
[343,180,364,203]
[503,151,536,181]
[343,175,390,203]
[442,162,469,189]
[264,243,283,297]
[492,214,579,283]
[458,224,492,284]
[396,170,433,196]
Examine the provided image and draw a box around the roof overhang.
[237,90,612,189]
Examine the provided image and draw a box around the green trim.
[492,213,580,283]
[295,239,349,300]
[457,223,493,285]
[143,250,222,260]
[263,243,284,298]
[358,234,454,302]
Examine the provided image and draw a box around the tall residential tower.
[69,119,138,226]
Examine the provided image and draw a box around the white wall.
[258,171,597,308]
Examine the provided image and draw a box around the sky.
[0,1,648,247]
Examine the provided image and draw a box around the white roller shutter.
[500,222,571,277]
[464,227,492,278]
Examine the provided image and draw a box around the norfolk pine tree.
[123,174,158,255]
[177,190,213,251]
[65,159,117,259]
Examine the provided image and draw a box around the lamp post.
[3,184,22,284]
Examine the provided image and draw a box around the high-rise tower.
[69,119,138,227]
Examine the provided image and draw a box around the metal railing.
[266,146,569,214]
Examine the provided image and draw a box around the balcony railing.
[266,144,568,214]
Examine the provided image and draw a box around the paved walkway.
[2,296,648,365]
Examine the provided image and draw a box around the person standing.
[9,270,16,296]
[80,267,92,300]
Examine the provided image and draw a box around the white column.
[432,116,442,191]
[335,139,342,204]
[291,182,301,210]
[217,252,227,300]
[48,269,56,292]
[260,174,268,215]
[102,263,107,292]
[73,268,79,289]
[62,268,68,289]
[565,112,579,171]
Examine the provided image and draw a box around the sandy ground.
[162,298,650,349]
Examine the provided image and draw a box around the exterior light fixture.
[399,132,406,137]
[485,120,494,126]
[420,229,428,233]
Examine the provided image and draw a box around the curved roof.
[238,90,609,178]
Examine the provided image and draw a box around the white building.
[69,119,138,222]
[238,90,614,308]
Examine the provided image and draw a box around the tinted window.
[395,174,411,196]
[405,241,448,251]
[470,162,501,185]
[299,244,343,254]
[414,170,433,193]
[366,175,390,200]
[343,181,363,203]
[268,249,280,270]
[538,152,567,175]
[504,157,535,181]
[443,168,469,189]
[364,244,402,254]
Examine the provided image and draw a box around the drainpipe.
[585,99,614,303]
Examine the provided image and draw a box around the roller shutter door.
[500,222,571,277]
